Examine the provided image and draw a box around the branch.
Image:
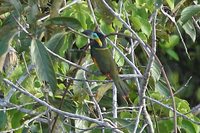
[138,9,159,133]
[145,96,200,125]
[45,46,92,73]
[133,106,143,133]
[161,5,190,60]
[82,61,104,121]
[3,78,123,132]
[1,111,47,133]
[38,0,82,22]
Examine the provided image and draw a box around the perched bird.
[83,30,130,105]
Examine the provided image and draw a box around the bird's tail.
[113,76,131,105]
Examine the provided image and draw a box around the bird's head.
[82,30,103,47]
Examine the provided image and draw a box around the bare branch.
[45,46,92,73]
[3,78,124,132]
[161,5,191,60]
[145,96,200,125]
[38,0,82,22]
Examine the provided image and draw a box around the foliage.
[0,0,199,132]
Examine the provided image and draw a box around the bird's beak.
[95,38,103,47]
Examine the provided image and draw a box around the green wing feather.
[91,47,130,105]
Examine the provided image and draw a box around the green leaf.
[181,119,197,133]
[166,0,174,9]
[91,0,115,24]
[136,0,146,6]
[0,28,17,56]
[164,35,179,49]
[130,16,141,31]
[176,98,190,114]
[0,111,7,129]
[157,120,173,132]
[151,61,161,82]
[113,118,134,132]
[166,49,179,61]
[140,18,151,37]
[31,39,57,93]
[100,21,115,35]
[95,83,112,102]
[9,0,22,13]
[130,15,151,37]
[11,111,24,131]
[114,50,125,67]
[46,32,67,54]
[26,2,39,24]
[75,35,88,48]
[179,5,200,25]
[155,80,170,96]
[60,34,74,57]
[45,17,82,30]
[182,20,196,42]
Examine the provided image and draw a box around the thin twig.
[192,17,200,32]
[161,5,191,60]
[145,96,200,125]
[3,78,123,132]
[174,76,192,95]
[139,124,148,133]
[139,10,159,133]
[82,61,104,121]
[87,0,98,27]
[133,106,143,133]
[38,0,82,22]
[1,111,47,133]
[124,9,142,93]
[5,64,34,102]
[45,46,91,73]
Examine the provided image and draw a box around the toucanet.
[83,30,131,105]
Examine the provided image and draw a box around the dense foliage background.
[0,0,200,132]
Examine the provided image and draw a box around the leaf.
[0,29,17,56]
[11,111,24,131]
[151,61,161,82]
[9,0,22,13]
[45,17,82,30]
[140,18,152,37]
[155,80,170,96]
[73,69,88,102]
[113,118,134,132]
[166,49,179,61]
[114,50,125,67]
[31,39,57,93]
[179,5,200,25]
[75,105,89,132]
[157,120,173,132]
[166,0,174,9]
[130,16,141,31]
[75,35,88,48]
[0,111,7,130]
[164,35,179,49]
[100,21,115,35]
[182,20,196,42]
[95,83,112,102]
[46,32,67,54]
[91,0,115,24]
[130,15,151,37]
[181,119,197,133]
[26,2,39,24]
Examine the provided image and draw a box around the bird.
[82,30,131,105]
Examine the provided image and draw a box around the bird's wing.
[91,47,118,78]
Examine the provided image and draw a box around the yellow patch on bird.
[92,57,99,68]
[94,47,108,50]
